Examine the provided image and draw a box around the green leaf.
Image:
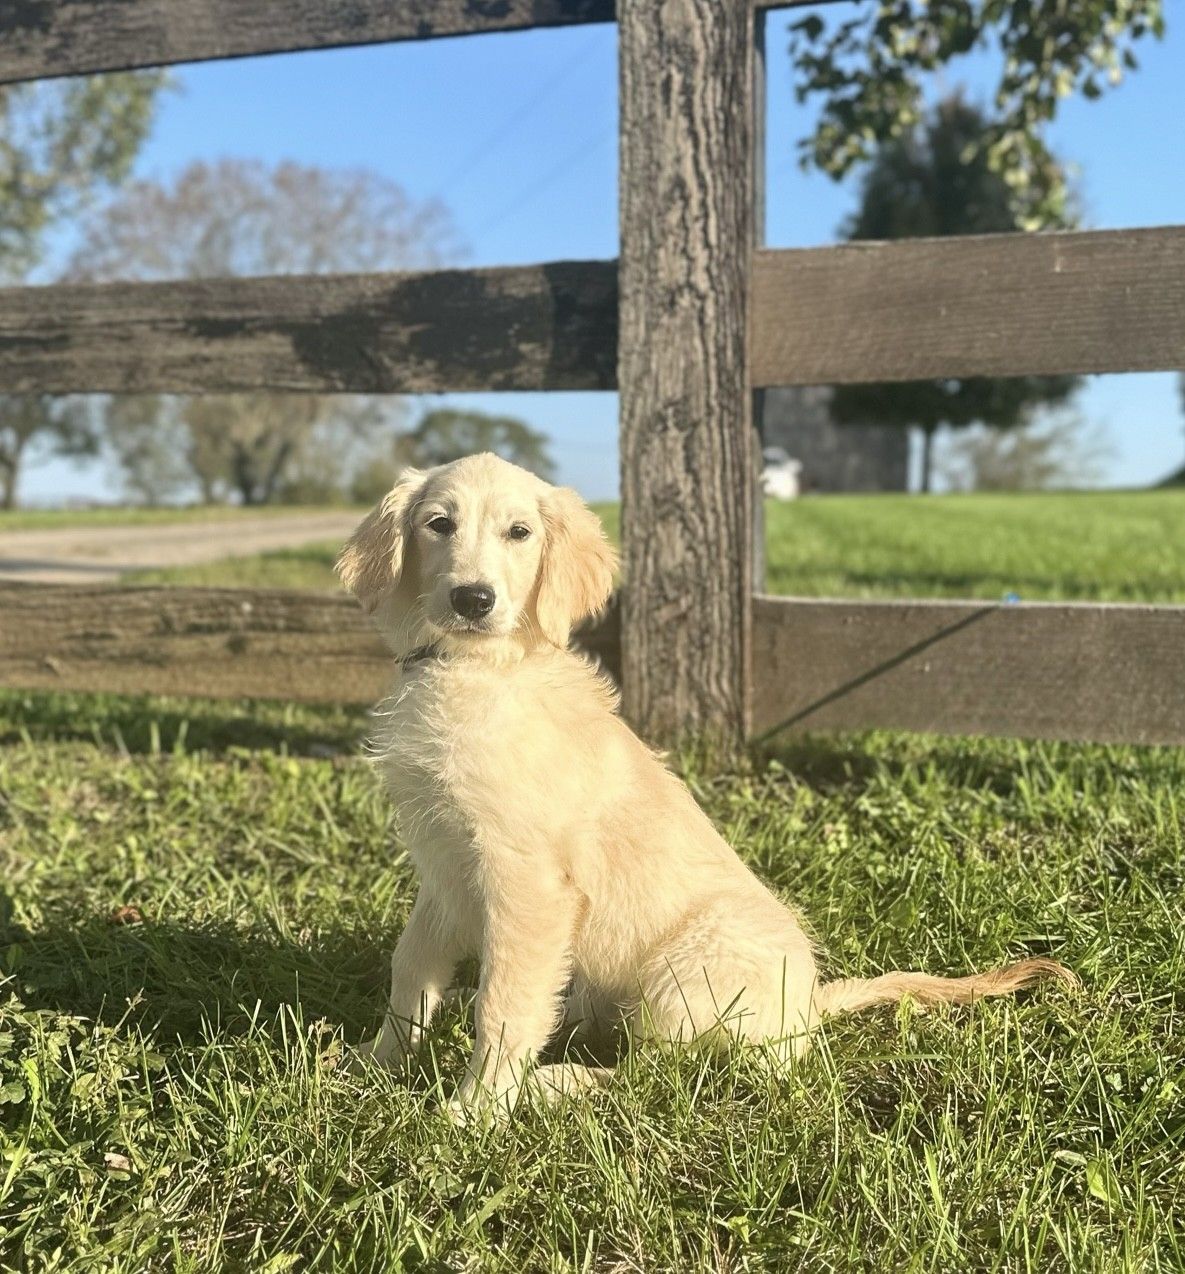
[887,895,919,930]
[0,1080,26,1105]
[790,15,825,41]
[1085,1157,1122,1207]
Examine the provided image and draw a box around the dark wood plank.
[617,0,757,747]
[0,584,620,704]
[4,585,1181,746]
[751,596,1185,746]
[752,227,1185,386]
[0,261,618,395]
[6,227,1183,398]
[0,0,615,85]
[0,0,850,85]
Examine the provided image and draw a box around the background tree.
[74,159,460,504]
[1,74,165,280]
[0,72,164,506]
[829,97,1081,493]
[788,0,1164,229]
[937,412,1110,492]
[0,398,97,510]
[393,409,557,480]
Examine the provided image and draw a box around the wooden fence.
[1,0,1183,748]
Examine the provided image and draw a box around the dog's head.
[336,453,615,656]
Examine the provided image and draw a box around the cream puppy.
[338,453,1074,1111]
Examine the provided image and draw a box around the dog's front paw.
[348,1028,412,1076]
[442,1086,512,1128]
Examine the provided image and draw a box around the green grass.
[128,544,348,590]
[1,688,1182,1269]
[4,487,1183,1267]
[0,504,363,534]
[126,490,1185,603]
[763,489,1185,603]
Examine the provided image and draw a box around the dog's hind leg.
[531,1063,615,1101]
[629,895,820,1062]
[561,977,621,1040]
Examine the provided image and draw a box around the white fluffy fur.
[337,453,1076,1112]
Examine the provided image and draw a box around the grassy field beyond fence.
[122,488,1185,603]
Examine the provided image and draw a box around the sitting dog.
[337,453,1074,1110]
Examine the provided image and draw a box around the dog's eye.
[426,515,455,537]
[507,524,532,542]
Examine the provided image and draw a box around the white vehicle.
[761,447,803,501]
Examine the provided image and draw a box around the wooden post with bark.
[617,0,758,747]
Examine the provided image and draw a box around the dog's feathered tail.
[814,957,1078,1018]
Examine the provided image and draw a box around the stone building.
[761,386,909,493]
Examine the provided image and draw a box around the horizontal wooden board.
[4,227,1183,395]
[0,0,838,85]
[0,585,620,705]
[0,261,618,395]
[0,0,615,85]
[751,596,1185,746]
[2,586,1181,746]
[752,227,1185,385]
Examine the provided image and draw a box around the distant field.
[128,489,1185,603]
[0,504,362,533]
[764,488,1185,603]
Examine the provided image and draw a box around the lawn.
[2,487,1183,1268]
[0,690,1182,1269]
[127,489,1185,603]
[0,504,361,534]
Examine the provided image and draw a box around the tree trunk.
[920,425,937,494]
[230,443,261,505]
[260,438,295,505]
[0,448,22,510]
[617,0,758,748]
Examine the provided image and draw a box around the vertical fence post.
[618,0,757,748]
[752,11,768,597]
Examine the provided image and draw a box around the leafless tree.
[937,411,1111,493]
[75,159,461,503]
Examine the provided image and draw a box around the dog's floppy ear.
[535,485,616,646]
[336,468,425,614]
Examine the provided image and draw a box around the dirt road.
[0,512,361,585]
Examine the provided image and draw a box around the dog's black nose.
[450,584,496,621]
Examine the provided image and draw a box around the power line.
[470,126,613,239]
[427,32,604,204]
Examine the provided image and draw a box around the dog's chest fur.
[369,656,564,933]
[370,651,628,956]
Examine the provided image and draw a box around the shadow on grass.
[1,898,628,1072]
[1,901,389,1044]
[757,732,1049,802]
[0,688,369,757]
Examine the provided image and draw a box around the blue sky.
[25,7,1185,503]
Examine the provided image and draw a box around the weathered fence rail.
[1,0,1182,750]
[752,228,1185,384]
[0,262,619,395]
[5,228,1184,394]
[5,585,1181,747]
[0,584,619,707]
[0,0,825,86]
[0,0,616,85]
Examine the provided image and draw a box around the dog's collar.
[400,642,445,670]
